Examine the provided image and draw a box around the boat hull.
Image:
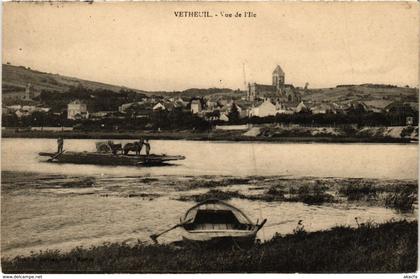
[38,151,185,166]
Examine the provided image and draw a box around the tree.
[228,103,240,124]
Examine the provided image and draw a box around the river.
[1,138,418,179]
[1,138,418,258]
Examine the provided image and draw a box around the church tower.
[272,65,285,90]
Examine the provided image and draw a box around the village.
[2,64,419,136]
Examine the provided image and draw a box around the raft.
[38,151,185,166]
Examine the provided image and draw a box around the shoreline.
[1,129,414,143]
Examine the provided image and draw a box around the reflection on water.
[1,138,418,258]
[1,138,418,179]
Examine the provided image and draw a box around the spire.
[272,65,285,75]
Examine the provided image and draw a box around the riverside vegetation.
[176,177,417,212]
[2,220,417,273]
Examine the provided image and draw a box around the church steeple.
[272,65,285,89]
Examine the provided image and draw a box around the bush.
[290,184,334,205]
[339,183,377,201]
[385,187,416,212]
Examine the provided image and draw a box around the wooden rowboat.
[38,151,185,166]
[180,199,267,246]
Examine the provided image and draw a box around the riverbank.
[1,128,415,143]
[2,220,417,273]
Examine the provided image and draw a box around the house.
[385,101,418,114]
[219,113,229,122]
[67,100,88,120]
[176,97,188,107]
[153,102,166,111]
[249,99,278,117]
[220,102,247,118]
[10,105,50,118]
[191,100,202,114]
[206,100,218,110]
[406,116,414,126]
[344,102,369,114]
[363,100,394,113]
[295,101,309,113]
[310,103,336,114]
[174,98,188,109]
[119,102,135,113]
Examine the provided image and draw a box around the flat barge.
[39,151,185,166]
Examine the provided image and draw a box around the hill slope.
[2,64,418,105]
[303,84,418,104]
[2,64,147,95]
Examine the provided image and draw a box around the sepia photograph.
[1,1,418,274]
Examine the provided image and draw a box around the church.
[247,65,301,103]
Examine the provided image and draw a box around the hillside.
[2,64,418,106]
[2,64,147,95]
[302,84,418,104]
[2,64,245,100]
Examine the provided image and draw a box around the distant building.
[310,103,336,114]
[219,113,229,122]
[153,102,166,111]
[67,100,88,120]
[191,100,202,114]
[295,101,309,113]
[247,65,301,103]
[249,99,278,117]
[406,116,414,126]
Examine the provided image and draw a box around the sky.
[3,2,419,91]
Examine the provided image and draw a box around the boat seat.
[184,209,251,231]
[190,223,245,231]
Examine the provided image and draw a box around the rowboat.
[179,199,266,246]
[38,151,185,166]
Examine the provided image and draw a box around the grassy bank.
[2,220,417,273]
[1,129,412,143]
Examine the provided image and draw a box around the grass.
[177,178,417,210]
[178,184,336,205]
[385,187,417,212]
[2,220,417,273]
[177,189,247,202]
[338,182,378,201]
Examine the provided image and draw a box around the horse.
[123,141,143,155]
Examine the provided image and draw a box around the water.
[1,138,418,258]
[1,138,418,179]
